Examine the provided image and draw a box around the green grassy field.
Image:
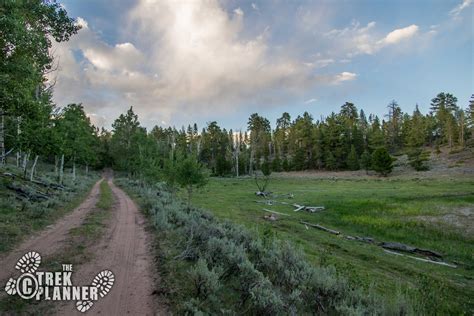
[191,175,474,313]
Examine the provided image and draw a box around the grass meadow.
[191,175,474,313]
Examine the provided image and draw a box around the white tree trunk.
[59,154,64,184]
[72,161,76,181]
[0,115,5,165]
[30,155,39,181]
[54,155,58,176]
[16,117,22,167]
[22,152,30,177]
[85,164,89,175]
[235,153,239,177]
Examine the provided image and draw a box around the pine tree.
[346,145,359,170]
[386,100,403,152]
[467,94,474,141]
[407,148,430,171]
[371,147,394,176]
[360,150,371,174]
[430,92,458,147]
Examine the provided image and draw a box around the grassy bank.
[118,178,416,315]
[190,175,474,313]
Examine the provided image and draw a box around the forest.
[2,87,474,182]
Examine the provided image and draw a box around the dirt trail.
[0,179,103,283]
[55,179,163,315]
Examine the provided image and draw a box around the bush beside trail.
[117,178,412,315]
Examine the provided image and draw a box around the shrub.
[371,147,395,176]
[188,259,222,300]
[407,148,430,171]
[118,178,412,315]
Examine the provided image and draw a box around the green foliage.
[54,104,98,167]
[407,148,430,171]
[325,151,337,170]
[188,259,222,300]
[371,147,395,176]
[97,180,113,211]
[260,159,271,177]
[346,145,359,170]
[360,150,371,173]
[271,156,282,172]
[0,0,80,117]
[190,177,474,314]
[119,179,420,315]
[175,154,208,206]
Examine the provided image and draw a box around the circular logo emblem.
[16,273,39,299]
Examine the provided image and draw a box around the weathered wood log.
[300,221,340,235]
[256,191,272,197]
[346,236,374,243]
[0,147,14,159]
[305,206,325,213]
[7,184,50,202]
[383,250,455,268]
[2,172,17,179]
[271,193,294,199]
[379,242,443,259]
[293,204,325,212]
[293,204,305,212]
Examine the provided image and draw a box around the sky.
[50,0,473,131]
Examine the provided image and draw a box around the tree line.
[107,93,474,180]
[2,1,474,185]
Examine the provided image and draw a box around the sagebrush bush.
[119,179,413,315]
[188,259,222,301]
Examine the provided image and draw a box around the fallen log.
[383,250,456,268]
[345,236,374,243]
[300,221,340,235]
[272,193,294,199]
[7,184,50,202]
[256,191,272,197]
[379,242,443,259]
[293,204,325,212]
[293,204,305,212]
[2,172,17,179]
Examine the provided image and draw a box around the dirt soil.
[0,179,102,283]
[54,179,165,315]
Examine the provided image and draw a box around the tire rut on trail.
[0,179,103,284]
[54,179,165,315]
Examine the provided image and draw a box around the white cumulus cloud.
[326,21,421,57]
[49,0,356,128]
[379,24,419,45]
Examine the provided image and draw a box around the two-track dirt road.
[0,178,164,315]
